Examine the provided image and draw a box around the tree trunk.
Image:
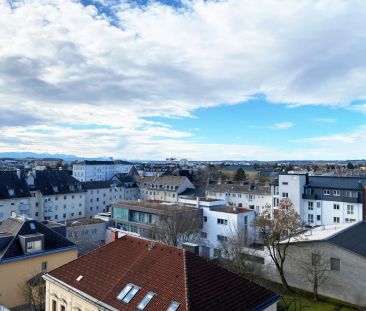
[279,270,292,292]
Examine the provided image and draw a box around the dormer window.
[8,188,15,196]
[52,186,58,192]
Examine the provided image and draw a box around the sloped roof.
[137,176,193,189]
[47,235,279,311]
[0,171,31,199]
[306,176,366,190]
[328,222,366,258]
[34,170,85,195]
[0,217,76,261]
[81,181,113,190]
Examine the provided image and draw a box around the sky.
[1,0,366,160]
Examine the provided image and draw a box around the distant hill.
[0,152,111,161]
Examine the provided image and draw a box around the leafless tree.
[20,271,45,311]
[153,207,202,247]
[299,248,329,301]
[219,223,263,281]
[253,198,303,292]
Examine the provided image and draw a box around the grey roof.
[307,176,366,190]
[206,183,271,195]
[137,175,192,188]
[0,171,31,200]
[0,217,76,261]
[82,181,113,190]
[328,222,366,258]
[33,170,85,195]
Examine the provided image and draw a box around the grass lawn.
[279,294,357,311]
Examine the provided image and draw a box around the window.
[116,283,140,303]
[167,301,180,311]
[27,240,42,252]
[308,202,314,210]
[316,202,321,208]
[282,192,288,198]
[201,232,207,239]
[29,222,36,230]
[63,213,66,218]
[308,214,314,223]
[282,182,288,185]
[346,191,358,198]
[347,205,354,214]
[41,261,47,271]
[137,292,155,310]
[333,217,340,223]
[217,235,227,242]
[306,188,314,195]
[323,190,330,195]
[333,190,340,196]
[213,248,222,258]
[312,253,320,266]
[203,216,207,222]
[217,218,227,225]
[52,300,56,311]
[317,215,321,221]
[333,204,340,210]
[61,306,65,311]
[331,258,340,271]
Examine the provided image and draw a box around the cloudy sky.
[1,0,366,160]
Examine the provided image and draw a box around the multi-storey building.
[137,176,195,203]
[0,216,78,309]
[44,234,280,311]
[277,174,366,226]
[72,160,134,182]
[111,200,202,239]
[206,183,273,215]
[82,175,139,218]
[0,170,33,222]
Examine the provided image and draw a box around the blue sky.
[1,0,366,160]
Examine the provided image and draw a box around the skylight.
[116,283,140,303]
[123,286,139,303]
[76,275,83,282]
[167,301,180,311]
[29,222,36,230]
[137,292,155,310]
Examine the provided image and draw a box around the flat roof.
[210,206,253,214]
[113,200,197,212]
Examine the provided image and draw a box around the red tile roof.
[47,235,279,311]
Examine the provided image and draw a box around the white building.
[82,175,139,218]
[138,176,195,203]
[206,183,273,216]
[72,160,134,182]
[277,174,366,226]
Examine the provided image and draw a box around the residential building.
[0,217,78,309]
[281,222,366,307]
[0,170,33,222]
[138,176,195,203]
[44,234,280,311]
[25,169,87,222]
[111,200,202,240]
[277,174,366,226]
[72,160,134,182]
[206,183,272,215]
[82,175,139,218]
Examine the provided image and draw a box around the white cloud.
[313,118,336,123]
[270,122,294,130]
[1,0,366,159]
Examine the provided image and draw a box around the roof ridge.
[182,250,190,311]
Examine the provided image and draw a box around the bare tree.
[300,248,329,301]
[153,207,202,247]
[20,271,45,311]
[219,223,263,281]
[253,198,303,292]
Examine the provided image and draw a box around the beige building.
[0,217,78,309]
[44,234,279,311]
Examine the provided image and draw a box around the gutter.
[250,293,281,311]
[0,245,78,264]
[43,274,119,311]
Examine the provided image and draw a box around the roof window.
[167,301,180,311]
[29,222,36,230]
[137,292,155,310]
[76,275,83,282]
[116,283,140,303]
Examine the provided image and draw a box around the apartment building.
[0,170,33,222]
[277,174,366,226]
[43,234,280,311]
[206,183,273,215]
[138,176,195,203]
[111,200,202,240]
[0,217,78,309]
[72,160,134,182]
[82,175,139,218]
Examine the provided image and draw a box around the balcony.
[302,193,318,200]
[44,201,53,209]
[19,204,30,212]
[44,210,54,218]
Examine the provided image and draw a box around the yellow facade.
[45,280,99,311]
[0,249,77,309]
